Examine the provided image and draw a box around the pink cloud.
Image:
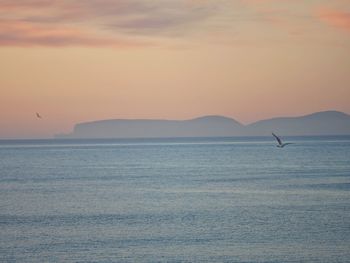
[316,8,350,32]
[0,0,221,47]
[0,20,149,47]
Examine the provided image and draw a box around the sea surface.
[0,136,350,262]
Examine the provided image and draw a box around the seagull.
[272,132,292,148]
[36,112,42,119]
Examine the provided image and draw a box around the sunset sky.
[1,0,350,138]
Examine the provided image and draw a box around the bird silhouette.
[272,132,292,148]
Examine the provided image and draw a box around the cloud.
[0,20,150,47]
[0,0,223,47]
[5,0,345,48]
[316,7,350,33]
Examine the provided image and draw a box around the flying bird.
[272,132,292,148]
[36,112,42,119]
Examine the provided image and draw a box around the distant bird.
[272,132,292,148]
[36,112,42,119]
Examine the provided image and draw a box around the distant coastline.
[56,110,350,139]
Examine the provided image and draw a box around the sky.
[0,0,350,139]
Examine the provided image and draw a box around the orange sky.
[0,0,350,139]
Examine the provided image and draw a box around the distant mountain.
[57,115,244,138]
[245,111,350,136]
[56,111,350,138]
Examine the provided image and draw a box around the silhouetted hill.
[56,111,350,138]
[246,111,350,136]
[57,115,244,138]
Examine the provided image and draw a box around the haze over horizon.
[1,0,350,139]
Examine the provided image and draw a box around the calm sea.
[0,136,349,262]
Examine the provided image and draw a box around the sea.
[0,136,349,262]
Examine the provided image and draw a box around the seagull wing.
[272,132,282,145]
[36,112,42,118]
